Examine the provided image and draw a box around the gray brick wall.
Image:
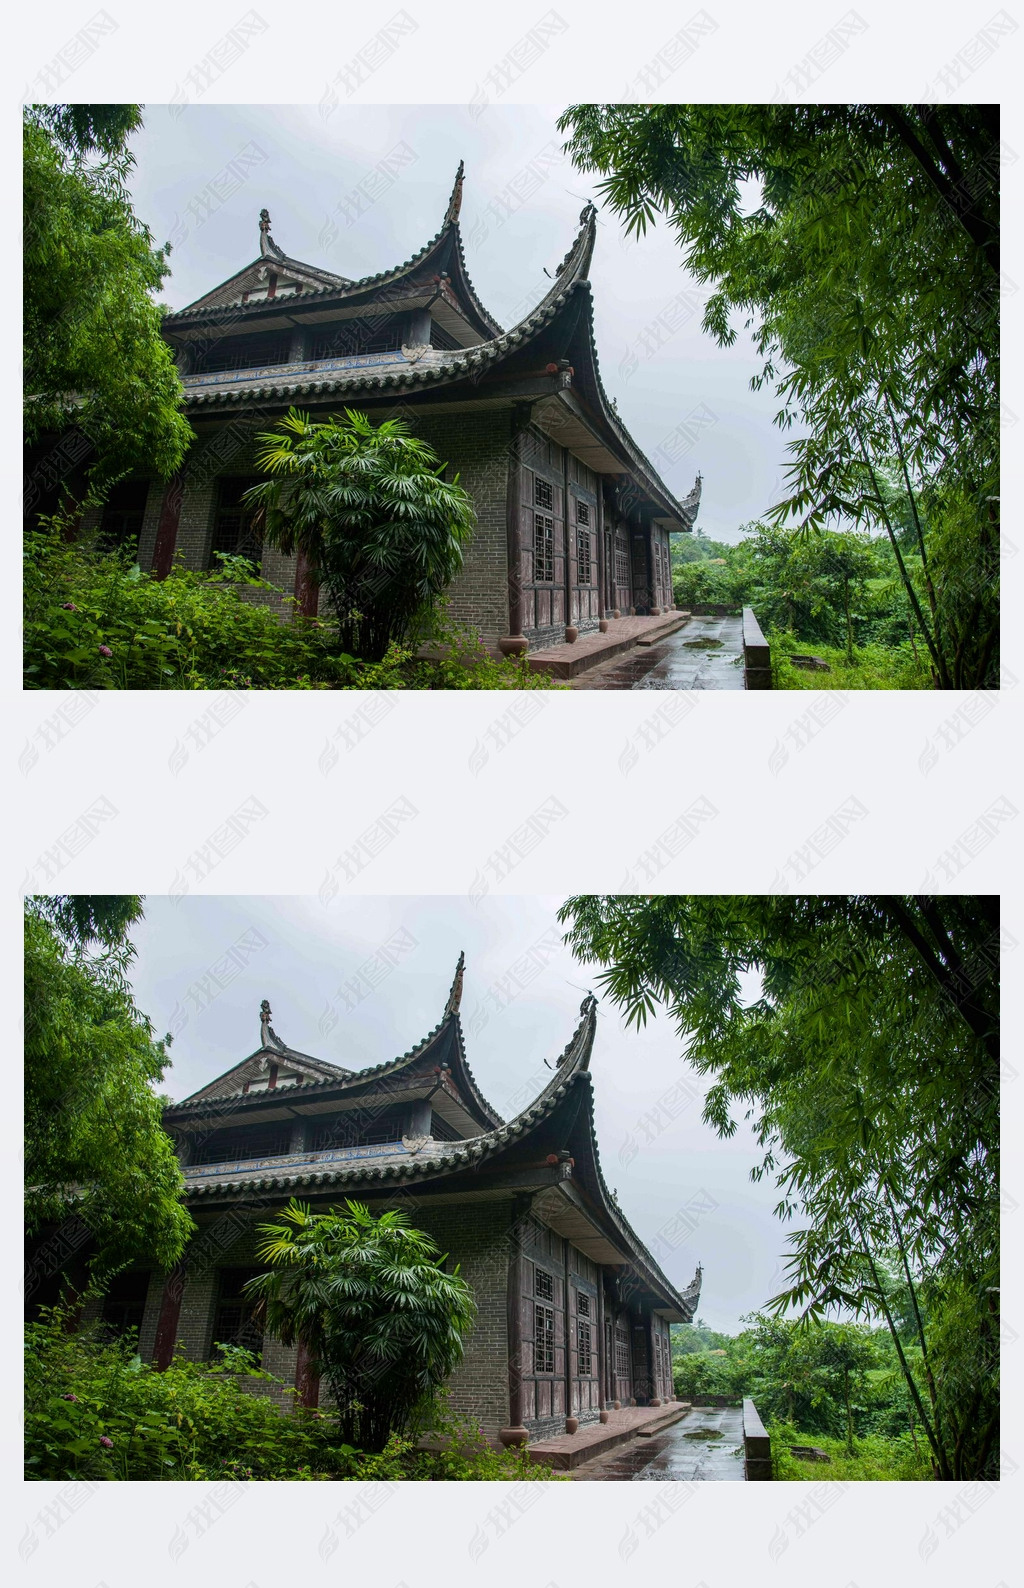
[376,1195,513,1438]
[138,406,514,641]
[159,1195,513,1436]
[408,409,512,642]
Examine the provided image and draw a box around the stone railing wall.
[742,607,772,690]
[743,1397,773,1479]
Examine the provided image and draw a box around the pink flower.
[98,645,113,658]
[99,1436,113,1449]
[61,1392,79,1402]
[61,602,78,611]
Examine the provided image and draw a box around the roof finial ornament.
[444,160,465,227]
[259,208,273,256]
[260,998,273,1045]
[445,950,466,1017]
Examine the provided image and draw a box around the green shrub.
[673,1351,743,1404]
[23,529,565,691]
[25,1312,566,1481]
[24,528,341,689]
[25,1313,337,1480]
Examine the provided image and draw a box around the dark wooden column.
[152,1261,187,1369]
[563,1237,573,1426]
[499,1196,531,1446]
[498,404,533,656]
[293,550,319,618]
[151,469,186,580]
[644,515,656,614]
[596,478,609,625]
[295,1338,321,1408]
[562,445,574,641]
[596,1275,609,1412]
[648,1312,662,1405]
[631,1305,650,1403]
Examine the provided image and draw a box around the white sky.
[127,893,791,1335]
[125,104,795,544]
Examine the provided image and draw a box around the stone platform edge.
[527,1402,693,1471]
[527,612,691,680]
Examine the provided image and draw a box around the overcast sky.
[128,893,790,1335]
[125,103,794,544]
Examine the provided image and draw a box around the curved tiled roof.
[182,995,598,1193]
[166,953,501,1128]
[177,204,696,528]
[166,165,501,340]
[180,988,698,1318]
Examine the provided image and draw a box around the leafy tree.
[559,895,999,1478]
[671,1317,735,1354]
[243,408,476,660]
[23,104,191,504]
[559,105,999,687]
[745,523,877,659]
[24,897,193,1281]
[246,1199,476,1450]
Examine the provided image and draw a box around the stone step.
[526,613,690,679]
[527,1402,693,1471]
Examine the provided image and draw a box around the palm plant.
[243,409,476,661]
[245,1199,475,1450]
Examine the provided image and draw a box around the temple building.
[87,957,701,1445]
[58,165,703,655]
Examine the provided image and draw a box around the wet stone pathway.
[572,614,746,691]
[573,1405,746,1481]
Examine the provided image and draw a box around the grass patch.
[683,1427,724,1440]
[768,631,932,689]
[769,1423,932,1480]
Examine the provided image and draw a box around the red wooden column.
[294,551,320,619]
[295,1338,321,1408]
[151,469,186,580]
[152,1261,187,1369]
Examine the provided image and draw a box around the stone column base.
[497,635,529,657]
[498,1425,530,1447]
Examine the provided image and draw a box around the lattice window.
[615,1324,630,1378]
[534,1304,555,1373]
[576,526,592,585]
[210,477,263,570]
[576,1291,591,1318]
[576,499,590,526]
[98,479,148,554]
[534,514,554,582]
[310,325,402,360]
[200,332,292,373]
[212,1269,264,1361]
[577,1319,593,1375]
[535,1266,553,1301]
[193,1123,291,1165]
[310,1112,403,1152]
[534,477,553,510]
[614,536,630,589]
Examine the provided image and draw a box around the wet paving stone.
[572,1405,746,1481]
[572,615,746,691]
